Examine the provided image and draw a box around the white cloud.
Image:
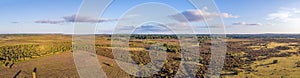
[266,7,300,24]
[171,7,239,22]
[221,13,239,18]
[232,22,263,26]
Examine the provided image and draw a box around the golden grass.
[226,39,253,42]
[227,55,300,78]
[248,46,265,50]
[266,42,289,48]
[251,55,300,77]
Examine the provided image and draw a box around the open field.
[1,34,300,78]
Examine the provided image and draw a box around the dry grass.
[227,55,300,78]
[248,46,265,50]
[251,55,300,77]
[266,42,289,48]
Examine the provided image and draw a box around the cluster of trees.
[42,42,72,54]
[163,43,180,53]
[129,34,212,40]
[99,34,300,39]
[197,36,210,43]
[0,44,40,63]
[0,42,72,67]
[130,34,178,39]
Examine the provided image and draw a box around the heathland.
[1,34,300,78]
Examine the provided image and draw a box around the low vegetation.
[0,34,300,77]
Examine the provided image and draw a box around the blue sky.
[1,0,300,34]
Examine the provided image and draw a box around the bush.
[272,60,278,64]
[275,46,290,50]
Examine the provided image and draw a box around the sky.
[1,0,300,34]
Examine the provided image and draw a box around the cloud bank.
[34,20,64,24]
[11,22,20,24]
[232,22,263,26]
[35,15,117,24]
[63,15,117,23]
